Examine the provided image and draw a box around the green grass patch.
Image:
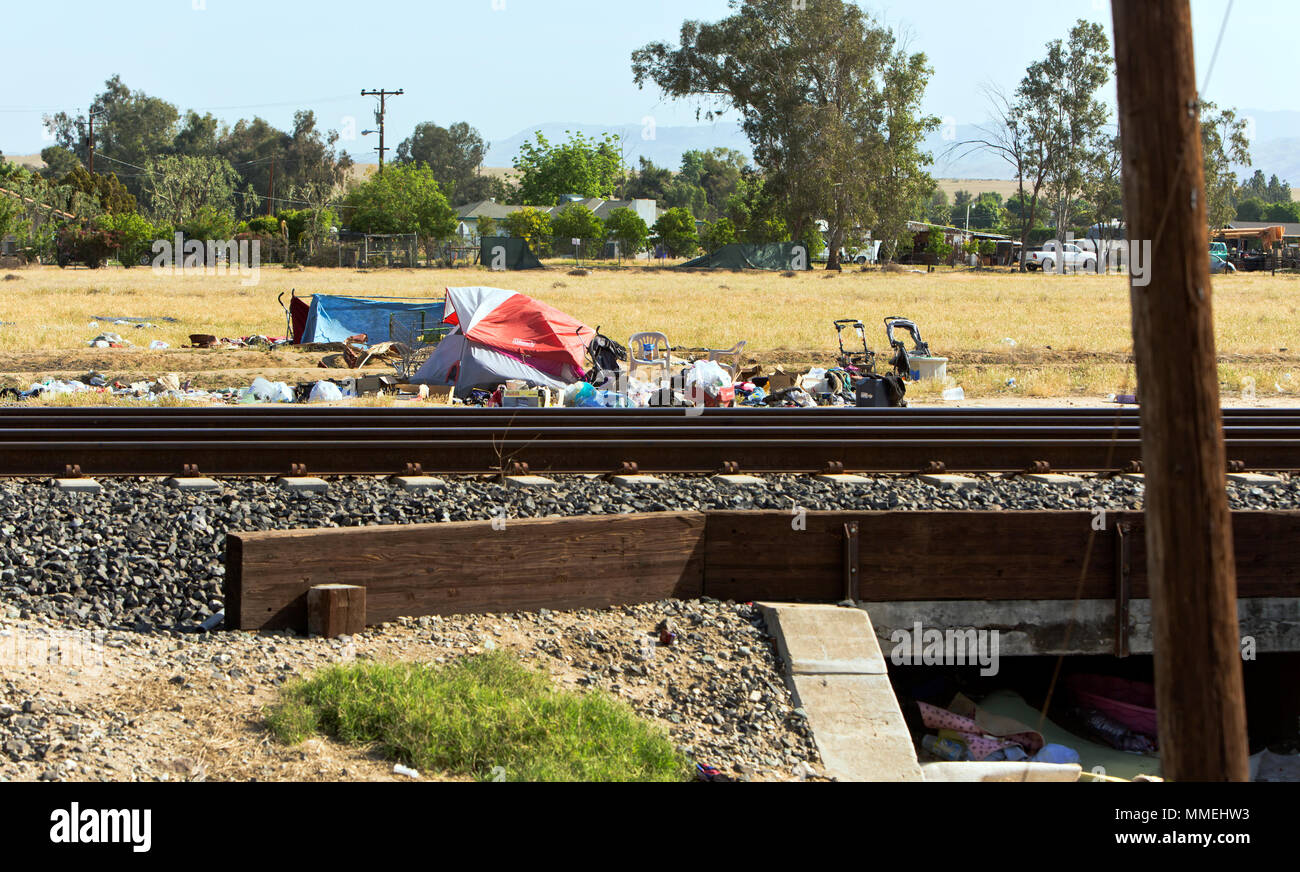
[264,651,693,782]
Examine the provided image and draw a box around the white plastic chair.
[705,340,747,380]
[627,332,671,382]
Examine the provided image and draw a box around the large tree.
[44,75,179,199]
[394,121,501,204]
[1200,102,1251,229]
[511,131,622,206]
[1034,20,1113,242]
[633,0,937,268]
[142,154,241,225]
[342,162,456,249]
[951,21,1112,266]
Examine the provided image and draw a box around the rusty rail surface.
[1,406,1298,476]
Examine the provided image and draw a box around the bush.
[265,652,691,782]
[95,212,156,267]
[56,224,122,268]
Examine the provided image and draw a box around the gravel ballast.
[1,473,1295,630]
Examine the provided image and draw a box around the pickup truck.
[1025,241,1097,273]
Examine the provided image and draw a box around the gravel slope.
[1,473,1294,630]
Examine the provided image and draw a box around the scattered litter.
[1000,337,1018,347]
[942,386,965,401]
[198,611,225,632]
[92,315,179,324]
[392,764,420,779]
[241,377,295,404]
[149,340,170,350]
[307,381,344,403]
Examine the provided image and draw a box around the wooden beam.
[307,584,366,638]
[225,512,707,631]
[1113,0,1250,780]
[225,510,1300,634]
[703,511,1299,602]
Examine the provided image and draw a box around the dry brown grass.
[2,263,1298,400]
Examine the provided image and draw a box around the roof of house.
[455,197,663,223]
[1226,220,1300,238]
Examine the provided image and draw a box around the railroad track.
[1,406,1298,477]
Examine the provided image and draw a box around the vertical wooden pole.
[1111,0,1249,781]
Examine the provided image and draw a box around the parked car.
[1210,253,1236,274]
[1025,241,1097,273]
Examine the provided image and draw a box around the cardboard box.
[502,387,554,408]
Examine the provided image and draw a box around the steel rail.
[1,406,1298,476]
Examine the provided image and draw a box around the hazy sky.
[0,0,1288,157]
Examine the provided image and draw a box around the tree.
[44,75,179,200]
[476,215,497,239]
[395,121,502,203]
[634,0,938,269]
[727,171,788,243]
[1200,102,1251,229]
[1264,201,1300,223]
[342,163,456,255]
[502,207,552,256]
[1036,21,1113,242]
[1236,197,1265,221]
[617,157,673,203]
[511,131,622,205]
[950,22,1111,266]
[216,111,352,215]
[606,207,650,259]
[676,148,748,220]
[551,203,604,244]
[699,216,737,252]
[651,207,698,258]
[60,166,136,214]
[39,146,81,178]
[143,155,240,225]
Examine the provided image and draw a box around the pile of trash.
[913,675,1163,780]
[9,372,237,403]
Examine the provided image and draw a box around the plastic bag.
[244,377,295,403]
[562,382,599,407]
[308,381,344,403]
[684,359,731,390]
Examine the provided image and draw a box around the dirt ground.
[1,263,1298,400]
[0,603,822,783]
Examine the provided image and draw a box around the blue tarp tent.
[298,294,446,344]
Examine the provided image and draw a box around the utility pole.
[1112,0,1249,781]
[87,109,102,175]
[267,155,275,216]
[360,88,403,173]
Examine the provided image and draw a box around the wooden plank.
[704,511,1300,602]
[226,512,706,631]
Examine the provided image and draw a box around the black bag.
[855,373,907,407]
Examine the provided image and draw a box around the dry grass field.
[1,263,1298,402]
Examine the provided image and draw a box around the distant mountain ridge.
[486,109,1300,193]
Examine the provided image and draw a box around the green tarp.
[678,242,810,270]
[479,236,544,270]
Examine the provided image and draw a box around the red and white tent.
[414,286,593,395]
